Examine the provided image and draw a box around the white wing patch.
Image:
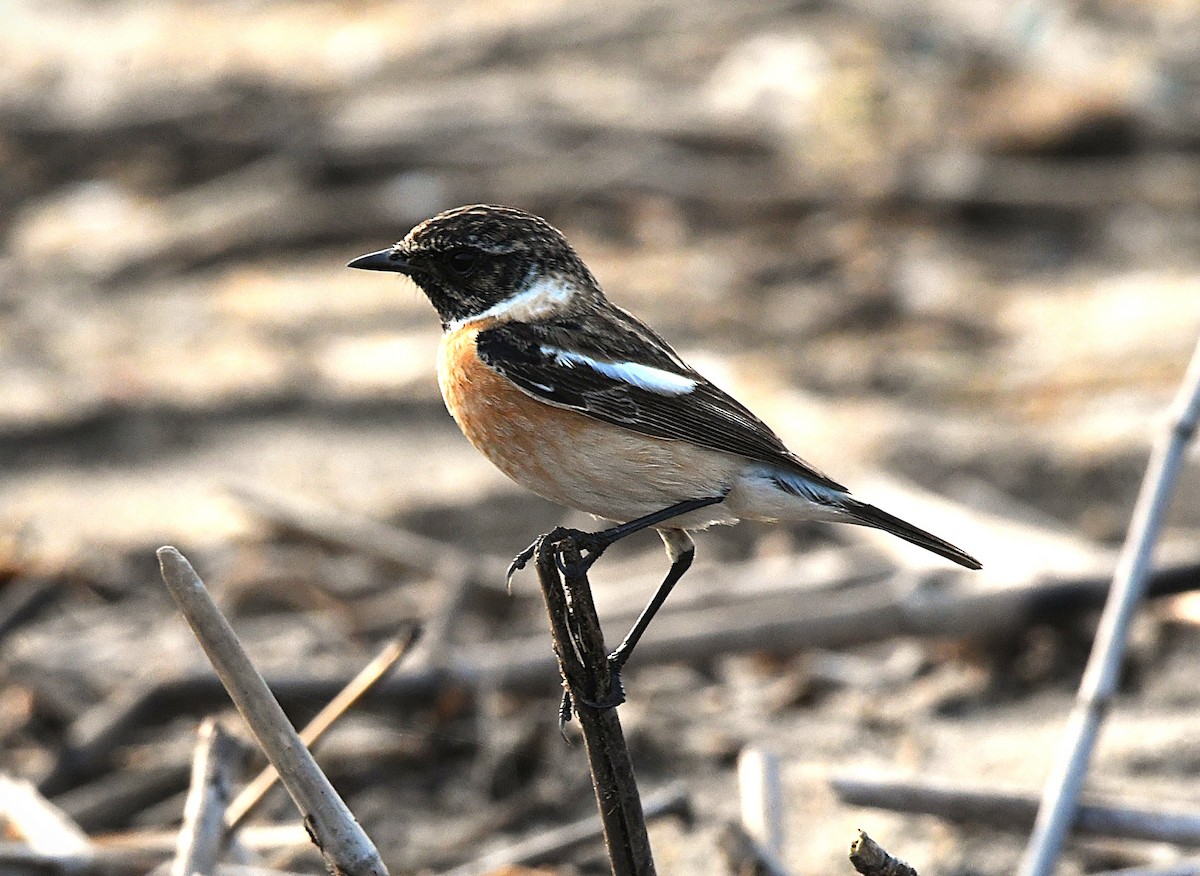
[541,346,698,396]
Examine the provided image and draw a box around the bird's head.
[348,204,600,328]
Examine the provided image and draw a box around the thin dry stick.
[831,772,1200,844]
[1018,336,1200,876]
[1088,860,1200,876]
[172,718,242,876]
[723,746,791,875]
[225,630,419,831]
[94,822,311,856]
[534,532,655,876]
[0,842,159,874]
[156,547,388,876]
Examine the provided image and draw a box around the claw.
[559,688,574,739]
[506,539,539,594]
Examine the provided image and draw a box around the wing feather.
[474,310,846,493]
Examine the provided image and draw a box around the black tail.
[842,499,982,570]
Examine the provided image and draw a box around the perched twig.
[832,772,1200,845]
[439,785,689,876]
[533,530,655,876]
[172,719,243,876]
[156,546,388,876]
[1019,337,1200,876]
[225,629,419,832]
[849,830,917,876]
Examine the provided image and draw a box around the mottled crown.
[392,204,601,326]
[403,205,577,259]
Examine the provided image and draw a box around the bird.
[349,204,981,702]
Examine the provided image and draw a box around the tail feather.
[841,499,982,570]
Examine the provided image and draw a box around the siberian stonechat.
[350,204,980,689]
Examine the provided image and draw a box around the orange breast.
[438,321,587,485]
[435,320,742,525]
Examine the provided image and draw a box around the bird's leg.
[566,495,723,569]
[509,495,724,714]
[506,494,723,588]
[569,530,697,712]
[565,497,723,710]
[606,529,694,676]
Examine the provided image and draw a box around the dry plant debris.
[1,1,1200,874]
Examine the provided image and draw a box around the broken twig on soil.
[738,746,785,861]
[227,480,511,587]
[1088,860,1200,876]
[1019,336,1200,876]
[833,772,1200,845]
[0,842,157,874]
[849,830,918,876]
[156,546,388,876]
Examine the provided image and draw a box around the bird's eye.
[447,250,479,277]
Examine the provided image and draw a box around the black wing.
[474,308,847,493]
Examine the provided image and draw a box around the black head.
[348,204,600,327]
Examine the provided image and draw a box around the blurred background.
[3,1,1200,874]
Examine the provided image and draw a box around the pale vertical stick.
[1018,336,1200,876]
[156,547,388,876]
[172,718,241,876]
[737,747,784,857]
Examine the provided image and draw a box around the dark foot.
[558,688,574,738]
[509,494,725,592]
[507,527,611,592]
[553,528,613,575]
[590,653,629,709]
[563,652,627,715]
